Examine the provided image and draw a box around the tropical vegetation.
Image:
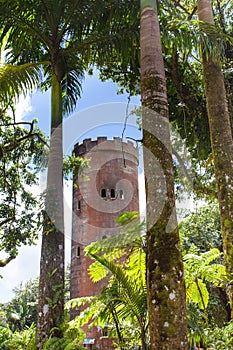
[0,0,232,349]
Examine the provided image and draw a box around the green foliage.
[66,296,104,329]
[207,288,230,327]
[0,0,141,115]
[187,303,207,348]
[0,279,39,331]
[99,0,233,170]
[0,0,86,114]
[184,248,226,310]
[68,213,148,348]
[43,321,85,350]
[88,252,147,321]
[180,201,230,341]
[204,322,233,350]
[63,155,89,181]
[85,213,145,285]
[67,251,148,348]
[0,111,46,259]
[0,315,84,350]
[71,208,229,348]
[183,243,229,343]
[0,323,36,350]
[0,63,44,106]
[0,266,71,332]
[180,203,222,253]
[86,212,144,255]
[68,208,230,348]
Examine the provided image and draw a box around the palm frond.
[61,67,84,115]
[0,62,47,106]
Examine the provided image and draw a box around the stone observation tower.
[70,137,139,349]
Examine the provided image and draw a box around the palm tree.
[0,1,140,347]
[140,0,188,348]
[197,0,233,318]
[0,2,85,344]
[0,3,85,346]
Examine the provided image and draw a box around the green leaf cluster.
[0,111,46,259]
[184,248,226,310]
[0,323,36,350]
[0,63,43,107]
[180,202,222,253]
[68,213,148,348]
[43,321,85,350]
[204,322,233,350]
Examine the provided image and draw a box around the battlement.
[74,137,138,159]
[71,134,139,349]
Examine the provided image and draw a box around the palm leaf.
[0,62,47,106]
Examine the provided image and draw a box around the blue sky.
[26,72,141,136]
[0,72,142,303]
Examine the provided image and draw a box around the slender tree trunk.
[140,328,147,350]
[37,73,65,349]
[140,1,188,348]
[198,0,233,319]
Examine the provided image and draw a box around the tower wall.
[70,137,139,349]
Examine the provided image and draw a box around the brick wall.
[70,137,139,349]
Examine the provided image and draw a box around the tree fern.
[87,252,147,329]
[184,248,226,310]
[68,243,148,348]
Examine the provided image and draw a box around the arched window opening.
[119,190,124,199]
[76,246,81,258]
[101,188,106,198]
[102,326,109,337]
[110,189,115,198]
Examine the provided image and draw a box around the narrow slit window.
[110,189,115,198]
[119,190,124,199]
[76,246,81,258]
[77,200,81,210]
[101,188,106,198]
[102,327,108,337]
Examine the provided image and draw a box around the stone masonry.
[70,137,139,349]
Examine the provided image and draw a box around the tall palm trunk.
[140,1,188,348]
[198,0,233,318]
[37,73,65,349]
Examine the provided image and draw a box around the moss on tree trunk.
[198,0,233,319]
[140,3,188,349]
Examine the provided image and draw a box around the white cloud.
[0,235,72,303]
[0,242,40,302]
[15,94,33,122]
